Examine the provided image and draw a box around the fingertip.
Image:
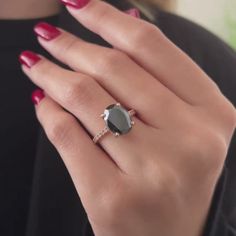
[60,0,91,10]
[34,22,61,41]
[125,8,141,18]
[19,50,41,69]
[31,89,45,105]
[21,64,28,73]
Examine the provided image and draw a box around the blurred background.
[174,0,236,49]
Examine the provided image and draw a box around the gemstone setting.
[103,104,133,135]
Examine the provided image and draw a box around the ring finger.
[20,52,149,172]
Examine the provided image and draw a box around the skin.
[0,0,60,19]
[19,0,236,235]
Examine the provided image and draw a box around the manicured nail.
[60,0,90,9]
[19,51,41,68]
[125,8,140,18]
[34,22,61,41]
[31,89,45,105]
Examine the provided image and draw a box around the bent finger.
[32,90,119,203]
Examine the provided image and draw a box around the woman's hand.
[19,1,236,235]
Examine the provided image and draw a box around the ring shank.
[93,127,109,144]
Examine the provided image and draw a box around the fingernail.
[60,0,90,9]
[125,8,140,18]
[31,89,45,105]
[19,51,41,68]
[34,22,61,41]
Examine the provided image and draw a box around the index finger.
[61,0,220,105]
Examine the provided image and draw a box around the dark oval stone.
[103,104,132,135]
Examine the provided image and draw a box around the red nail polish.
[60,0,90,9]
[34,22,61,41]
[19,51,41,68]
[125,8,140,18]
[31,89,45,105]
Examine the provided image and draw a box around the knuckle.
[184,126,226,174]
[94,50,125,76]
[95,5,113,34]
[203,132,227,170]
[62,77,94,108]
[56,34,78,61]
[211,94,236,132]
[127,23,163,50]
[222,99,236,129]
[203,141,226,180]
[46,114,77,148]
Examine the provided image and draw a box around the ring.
[93,103,136,144]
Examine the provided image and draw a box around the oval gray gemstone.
[104,104,132,135]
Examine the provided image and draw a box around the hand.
[19,1,236,236]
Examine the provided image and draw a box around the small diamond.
[103,104,132,135]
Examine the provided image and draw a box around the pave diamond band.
[93,127,109,144]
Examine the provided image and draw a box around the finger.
[32,90,119,204]
[20,52,148,172]
[61,0,219,105]
[33,22,188,128]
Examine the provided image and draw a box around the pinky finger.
[32,89,119,207]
